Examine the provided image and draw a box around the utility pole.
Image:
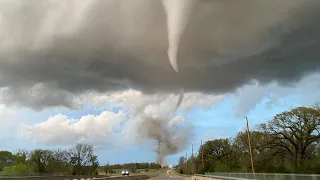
[246,116,255,174]
[158,141,161,168]
[192,144,194,175]
[192,144,194,157]
[185,151,188,175]
[201,140,204,170]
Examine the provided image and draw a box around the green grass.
[171,170,192,177]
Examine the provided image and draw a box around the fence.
[203,172,320,180]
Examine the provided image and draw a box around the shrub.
[1,163,32,176]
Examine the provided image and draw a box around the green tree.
[260,107,320,170]
[1,163,32,176]
[178,156,186,165]
[0,151,14,171]
[47,149,72,174]
[234,130,290,173]
[13,150,29,164]
[199,139,232,172]
[30,149,53,173]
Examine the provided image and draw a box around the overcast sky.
[0,0,319,166]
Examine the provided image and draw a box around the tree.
[202,139,232,160]
[202,139,232,171]
[88,155,99,175]
[1,163,32,176]
[13,150,29,164]
[51,149,69,165]
[104,162,110,175]
[178,156,186,165]
[47,149,72,174]
[260,107,320,170]
[68,144,97,175]
[188,155,197,175]
[234,131,283,173]
[0,151,14,171]
[30,149,53,173]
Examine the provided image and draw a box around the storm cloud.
[0,0,319,109]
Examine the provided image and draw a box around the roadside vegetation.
[0,144,161,176]
[176,105,320,174]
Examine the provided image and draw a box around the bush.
[197,167,204,174]
[1,163,32,176]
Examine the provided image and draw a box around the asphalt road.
[148,173,187,180]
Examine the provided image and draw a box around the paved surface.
[148,173,187,180]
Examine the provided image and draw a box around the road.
[148,173,190,180]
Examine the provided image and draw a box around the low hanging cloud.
[19,90,220,158]
[85,89,224,115]
[0,0,319,109]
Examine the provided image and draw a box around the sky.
[0,0,320,166]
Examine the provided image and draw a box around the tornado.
[176,88,184,110]
[162,0,197,72]
[162,0,197,110]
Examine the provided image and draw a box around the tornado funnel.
[162,0,197,72]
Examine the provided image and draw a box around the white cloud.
[85,89,224,116]
[16,74,320,153]
[20,110,125,147]
[80,89,223,147]
[233,73,320,117]
[0,104,17,131]
[18,89,222,156]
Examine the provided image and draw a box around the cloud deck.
[0,0,319,109]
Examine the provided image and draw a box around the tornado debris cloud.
[137,116,193,167]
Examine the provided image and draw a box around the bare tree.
[52,149,69,164]
[30,149,53,173]
[68,144,97,175]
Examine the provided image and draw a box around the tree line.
[0,144,98,176]
[0,144,161,176]
[176,105,320,174]
[104,162,161,174]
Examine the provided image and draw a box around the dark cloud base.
[0,0,319,109]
